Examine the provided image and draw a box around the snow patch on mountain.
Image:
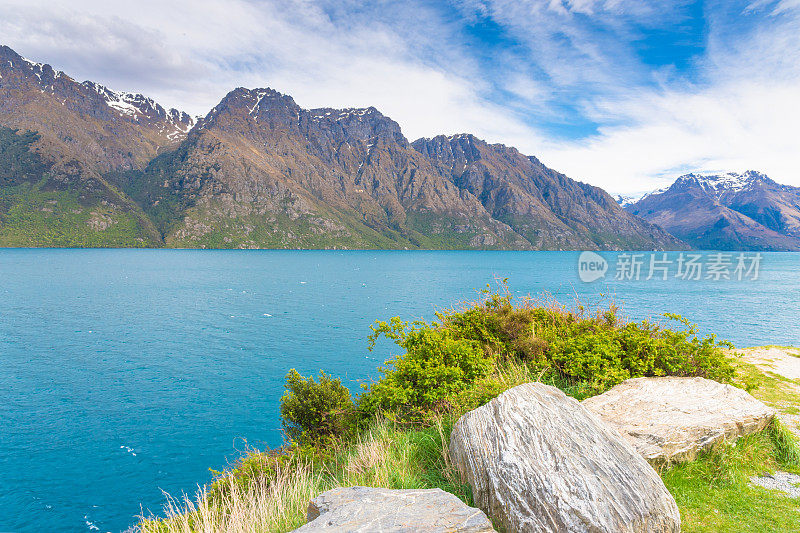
[447,133,475,142]
[672,171,772,198]
[82,81,194,135]
[614,189,664,207]
[248,90,271,115]
[20,56,56,76]
[20,56,64,82]
[614,194,640,208]
[703,173,752,191]
[308,107,377,121]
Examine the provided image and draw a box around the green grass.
[138,418,473,533]
[0,181,159,247]
[732,357,800,415]
[662,421,800,532]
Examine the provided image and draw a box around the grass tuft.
[769,419,800,469]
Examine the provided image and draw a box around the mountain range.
[0,44,687,249]
[625,171,800,251]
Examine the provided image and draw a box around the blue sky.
[1,0,798,193]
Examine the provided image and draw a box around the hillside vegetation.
[0,127,158,247]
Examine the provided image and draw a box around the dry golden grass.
[136,460,323,533]
[135,419,468,533]
[345,432,393,477]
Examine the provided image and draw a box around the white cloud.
[536,79,800,195]
[0,0,798,193]
[0,0,540,143]
[536,1,800,193]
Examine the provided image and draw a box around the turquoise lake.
[2,249,799,532]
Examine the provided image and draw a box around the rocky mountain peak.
[411,134,483,164]
[219,87,300,116]
[0,45,31,68]
[306,105,406,145]
[0,44,16,60]
[0,45,193,143]
[81,81,195,135]
[0,47,69,89]
[197,86,302,135]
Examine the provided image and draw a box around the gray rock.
[292,486,496,532]
[449,382,680,533]
[583,377,775,464]
[750,471,800,498]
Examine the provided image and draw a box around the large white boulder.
[292,486,496,532]
[583,376,775,464]
[449,382,680,533]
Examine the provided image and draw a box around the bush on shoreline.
[280,370,355,444]
[359,323,493,417]
[282,283,735,440]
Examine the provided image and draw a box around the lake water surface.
[2,250,799,532]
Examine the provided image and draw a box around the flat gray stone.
[750,471,800,498]
[583,377,775,464]
[292,486,495,532]
[449,382,680,533]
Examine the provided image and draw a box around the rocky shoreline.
[292,371,786,532]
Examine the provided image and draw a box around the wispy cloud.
[0,0,539,144]
[536,0,800,192]
[0,0,797,192]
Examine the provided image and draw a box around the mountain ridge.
[0,45,683,250]
[625,171,800,251]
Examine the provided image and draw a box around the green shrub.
[280,369,355,444]
[546,314,735,393]
[550,331,631,387]
[283,284,735,436]
[360,319,494,415]
[437,288,735,395]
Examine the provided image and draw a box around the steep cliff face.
[413,134,684,250]
[627,172,800,251]
[120,87,531,248]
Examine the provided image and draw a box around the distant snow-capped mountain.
[671,171,783,197]
[625,171,800,251]
[613,194,639,208]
